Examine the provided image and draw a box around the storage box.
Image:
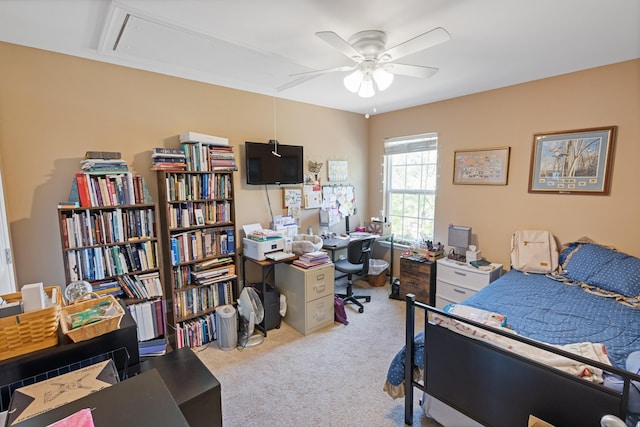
[365,220,391,235]
[60,293,125,343]
[6,359,119,425]
[0,286,62,361]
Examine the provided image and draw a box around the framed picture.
[453,147,510,185]
[528,126,617,195]
[328,160,348,182]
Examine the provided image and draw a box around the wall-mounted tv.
[245,141,304,185]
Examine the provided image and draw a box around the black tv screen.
[245,141,304,185]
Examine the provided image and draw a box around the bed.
[385,240,640,427]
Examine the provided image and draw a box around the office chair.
[334,237,375,313]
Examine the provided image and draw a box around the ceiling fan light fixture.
[373,67,394,91]
[358,76,375,98]
[343,69,363,93]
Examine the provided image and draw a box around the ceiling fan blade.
[387,63,439,79]
[290,65,356,78]
[316,31,362,60]
[381,27,451,62]
[277,65,357,92]
[276,75,321,92]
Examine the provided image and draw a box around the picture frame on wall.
[528,126,617,195]
[453,147,510,185]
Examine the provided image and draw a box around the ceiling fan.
[277,27,451,97]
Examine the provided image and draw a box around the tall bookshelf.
[57,203,166,348]
[156,170,238,349]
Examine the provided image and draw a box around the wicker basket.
[0,286,63,361]
[60,293,124,343]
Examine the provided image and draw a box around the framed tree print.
[528,126,617,195]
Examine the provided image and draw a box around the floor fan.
[237,287,265,347]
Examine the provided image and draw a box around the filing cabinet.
[275,263,334,335]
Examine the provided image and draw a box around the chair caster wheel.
[365,297,371,302]
[358,307,364,313]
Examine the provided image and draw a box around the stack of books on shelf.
[81,151,129,173]
[176,312,216,349]
[90,279,124,297]
[179,131,237,172]
[138,337,167,357]
[71,151,150,207]
[151,147,187,171]
[293,250,331,269]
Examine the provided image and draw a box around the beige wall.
[0,42,368,287]
[369,59,640,269]
[1,41,638,287]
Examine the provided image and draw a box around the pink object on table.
[46,408,95,427]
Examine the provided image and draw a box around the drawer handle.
[454,271,467,276]
[453,288,466,294]
[314,311,326,321]
[314,284,326,293]
[316,274,325,281]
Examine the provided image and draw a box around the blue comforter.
[386,269,640,390]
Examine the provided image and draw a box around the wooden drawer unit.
[435,258,502,308]
[275,263,335,336]
[399,256,436,305]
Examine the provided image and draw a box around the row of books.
[117,271,163,300]
[175,312,216,349]
[168,200,231,228]
[293,251,331,269]
[127,299,164,342]
[74,172,148,207]
[60,207,156,249]
[171,257,234,288]
[170,228,234,265]
[151,147,187,171]
[174,280,234,320]
[164,172,232,201]
[181,143,237,173]
[66,241,158,281]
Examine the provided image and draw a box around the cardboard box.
[6,359,119,425]
[365,220,391,235]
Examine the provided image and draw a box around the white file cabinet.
[275,263,334,336]
[435,258,503,309]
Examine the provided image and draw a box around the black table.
[12,369,189,427]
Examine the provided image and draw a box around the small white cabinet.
[275,263,335,336]
[435,258,502,308]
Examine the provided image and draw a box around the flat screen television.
[245,141,304,185]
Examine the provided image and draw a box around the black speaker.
[251,284,281,331]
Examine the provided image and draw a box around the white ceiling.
[1,0,638,115]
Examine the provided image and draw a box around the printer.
[243,237,285,261]
[242,223,286,261]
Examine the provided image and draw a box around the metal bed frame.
[403,294,640,427]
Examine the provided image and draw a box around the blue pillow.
[562,243,640,298]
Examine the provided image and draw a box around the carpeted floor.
[194,276,442,427]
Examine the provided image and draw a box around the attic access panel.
[97,4,305,88]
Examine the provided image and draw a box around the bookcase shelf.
[57,203,166,347]
[156,170,238,350]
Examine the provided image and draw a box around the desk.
[241,254,296,337]
[322,233,395,287]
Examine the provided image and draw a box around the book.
[85,150,121,159]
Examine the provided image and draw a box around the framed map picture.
[453,147,510,185]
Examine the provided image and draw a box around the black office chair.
[334,237,375,313]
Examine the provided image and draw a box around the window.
[383,133,438,245]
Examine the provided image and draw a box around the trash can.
[216,305,237,351]
[368,259,389,287]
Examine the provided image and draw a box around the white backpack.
[510,230,559,273]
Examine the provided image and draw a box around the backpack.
[334,296,349,325]
[510,230,559,274]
